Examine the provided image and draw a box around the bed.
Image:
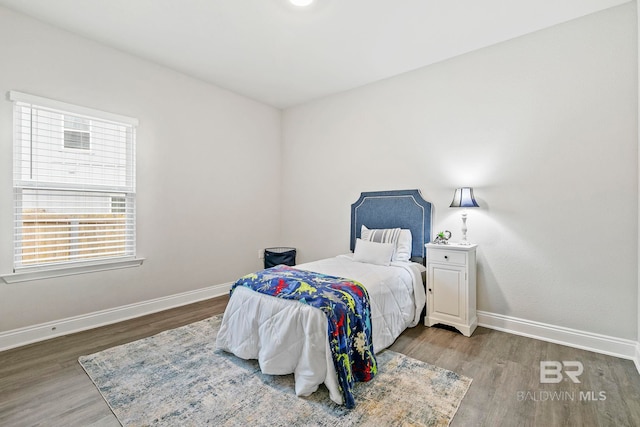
[216,189,432,407]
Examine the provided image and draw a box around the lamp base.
[460,211,470,245]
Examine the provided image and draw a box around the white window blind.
[10,91,138,271]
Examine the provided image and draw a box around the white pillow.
[361,225,412,262]
[394,229,413,262]
[353,238,395,266]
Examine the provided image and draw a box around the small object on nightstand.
[424,242,477,337]
[433,230,452,244]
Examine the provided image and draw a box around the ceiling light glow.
[289,0,314,7]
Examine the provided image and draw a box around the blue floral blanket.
[231,265,377,408]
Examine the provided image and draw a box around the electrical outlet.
[258,249,264,259]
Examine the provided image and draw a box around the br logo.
[540,361,583,383]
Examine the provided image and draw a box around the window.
[10,91,138,272]
[111,196,126,214]
[63,115,91,150]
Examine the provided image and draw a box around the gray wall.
[1,3,638,348]
[0,7,282,332]
[281,4,638,340]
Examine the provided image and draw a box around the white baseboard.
[3,292,639,377]
[477,310,639,371]
[0,282,233,352]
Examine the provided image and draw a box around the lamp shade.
[450,187,479,208]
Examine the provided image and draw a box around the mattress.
[215,254,426,405]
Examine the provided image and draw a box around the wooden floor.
[1,295,639,427]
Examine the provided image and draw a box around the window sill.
[1,258,145,284]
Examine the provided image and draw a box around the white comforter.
[215,254,426,405]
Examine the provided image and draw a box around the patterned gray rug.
[79,315,472,426]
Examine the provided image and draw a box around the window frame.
[1,91,143,284]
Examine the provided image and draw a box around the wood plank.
[1,295,638,426]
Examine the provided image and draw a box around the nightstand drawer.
[427,249,466,265]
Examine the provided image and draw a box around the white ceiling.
[0,0,631,108]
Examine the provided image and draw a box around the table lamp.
[449,187,479,245]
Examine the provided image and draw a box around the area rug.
[79,315,472,426]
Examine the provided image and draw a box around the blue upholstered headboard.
[350,189,432,261]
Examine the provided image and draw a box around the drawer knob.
[444,255,448,259]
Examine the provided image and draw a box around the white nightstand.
[424,243,477,337]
